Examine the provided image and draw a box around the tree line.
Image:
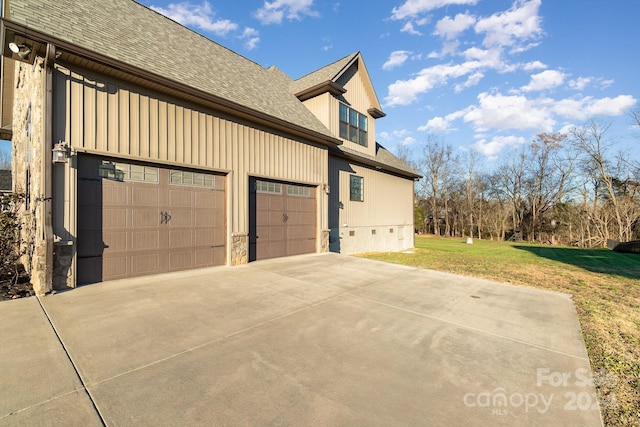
[403,116,640,247]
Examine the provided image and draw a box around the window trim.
[349,175,364,202]
[339,103,368,147]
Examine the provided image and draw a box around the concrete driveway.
[1,253,602,426]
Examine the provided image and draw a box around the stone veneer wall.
[12,57,49,295]
[231,233,248,265]
[321,229,329,252]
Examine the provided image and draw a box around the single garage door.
[77,156,225,284]
[249,178,317,261]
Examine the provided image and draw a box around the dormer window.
[339,103,368,147]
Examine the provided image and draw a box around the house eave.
[295,80,346,102]
[367,107,386,119]
[330,148,421,180]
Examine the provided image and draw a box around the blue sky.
[2,0,639,166]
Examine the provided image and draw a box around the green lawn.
[360,236,640,427]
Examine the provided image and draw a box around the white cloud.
[521,69,566,92]
[391,0,479,20]
[434,13,476,39]
[254,0,318,25]
[474,0,543,51]
[401,22,423,35]
[454,71,484,92]
[522,60,546,71]
[401,136,418,145]
[554,96,637,120]
[241,27,260,50]
[568,77,592,91]
[383,51,412,70]
[473,135,526,158]
[420,117,451,132]
[385,61,483,106]
[151,1,238,36]
[462,92,556,132]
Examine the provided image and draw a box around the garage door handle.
[160,211,172,224]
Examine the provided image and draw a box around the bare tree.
[417,136,458,236]
[0,149,10,170]
[570,121,639,243]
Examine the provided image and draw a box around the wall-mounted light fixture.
[323,183,330,194]
[52,142,70,163]
[9,42,32,60]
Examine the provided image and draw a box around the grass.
[359,236,640,426]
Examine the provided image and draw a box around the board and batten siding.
[52,64,328,243]
[328,156,413,228]
[328,155,415,254]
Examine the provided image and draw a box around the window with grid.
[286,184,311,197]
[350,175,364,201]
[169,170,216,188]
[256,180,282,194]
[99,161,158,183]
[339,103,368,147]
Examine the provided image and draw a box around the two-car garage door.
[77,155,226,284]
[77,156,317,284]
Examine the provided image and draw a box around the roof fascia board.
[1,18,342,148]
[295,80,346,101]
[331,149,421,180]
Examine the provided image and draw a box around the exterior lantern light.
[52,142,69,163]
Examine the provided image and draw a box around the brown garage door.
[77,156,225,284]
[249,178,316,261]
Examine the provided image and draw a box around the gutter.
[42,42,55,293]
[1,18,343,149]
[330,147,422,180]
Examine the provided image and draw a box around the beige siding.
[53,64,328,242]
[329,156,413,227]
[301,92,332,130]
[335,64,377,157]
[328,155,414,254]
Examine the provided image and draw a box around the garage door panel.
[168,189,193,207]
[132,209,161,228]
[169,251,192,270]
[103,184,128,205]
[105,255,129,277]
[131,253,160,275]
[103,209,127,229]
[131,230,159,250]
[131,187,159,206]
[169,210,194,227]
[78,155,226,284]
[169,230,193,248]
[103,231,128,251]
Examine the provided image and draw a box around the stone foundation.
[320,229,329,252]
[231,233,248,265]
[53,242,73,290]
[13,57,50,295]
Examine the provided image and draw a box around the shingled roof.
[292,53,358,94]
[3,0,419,179]
[2,0,337,143]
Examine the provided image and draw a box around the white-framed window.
[99,161,158,183]
[169,170,216,188]
[287,184,311,197]
[350,175,364,201]
[256,180,282,194]
[339,103,368,147]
